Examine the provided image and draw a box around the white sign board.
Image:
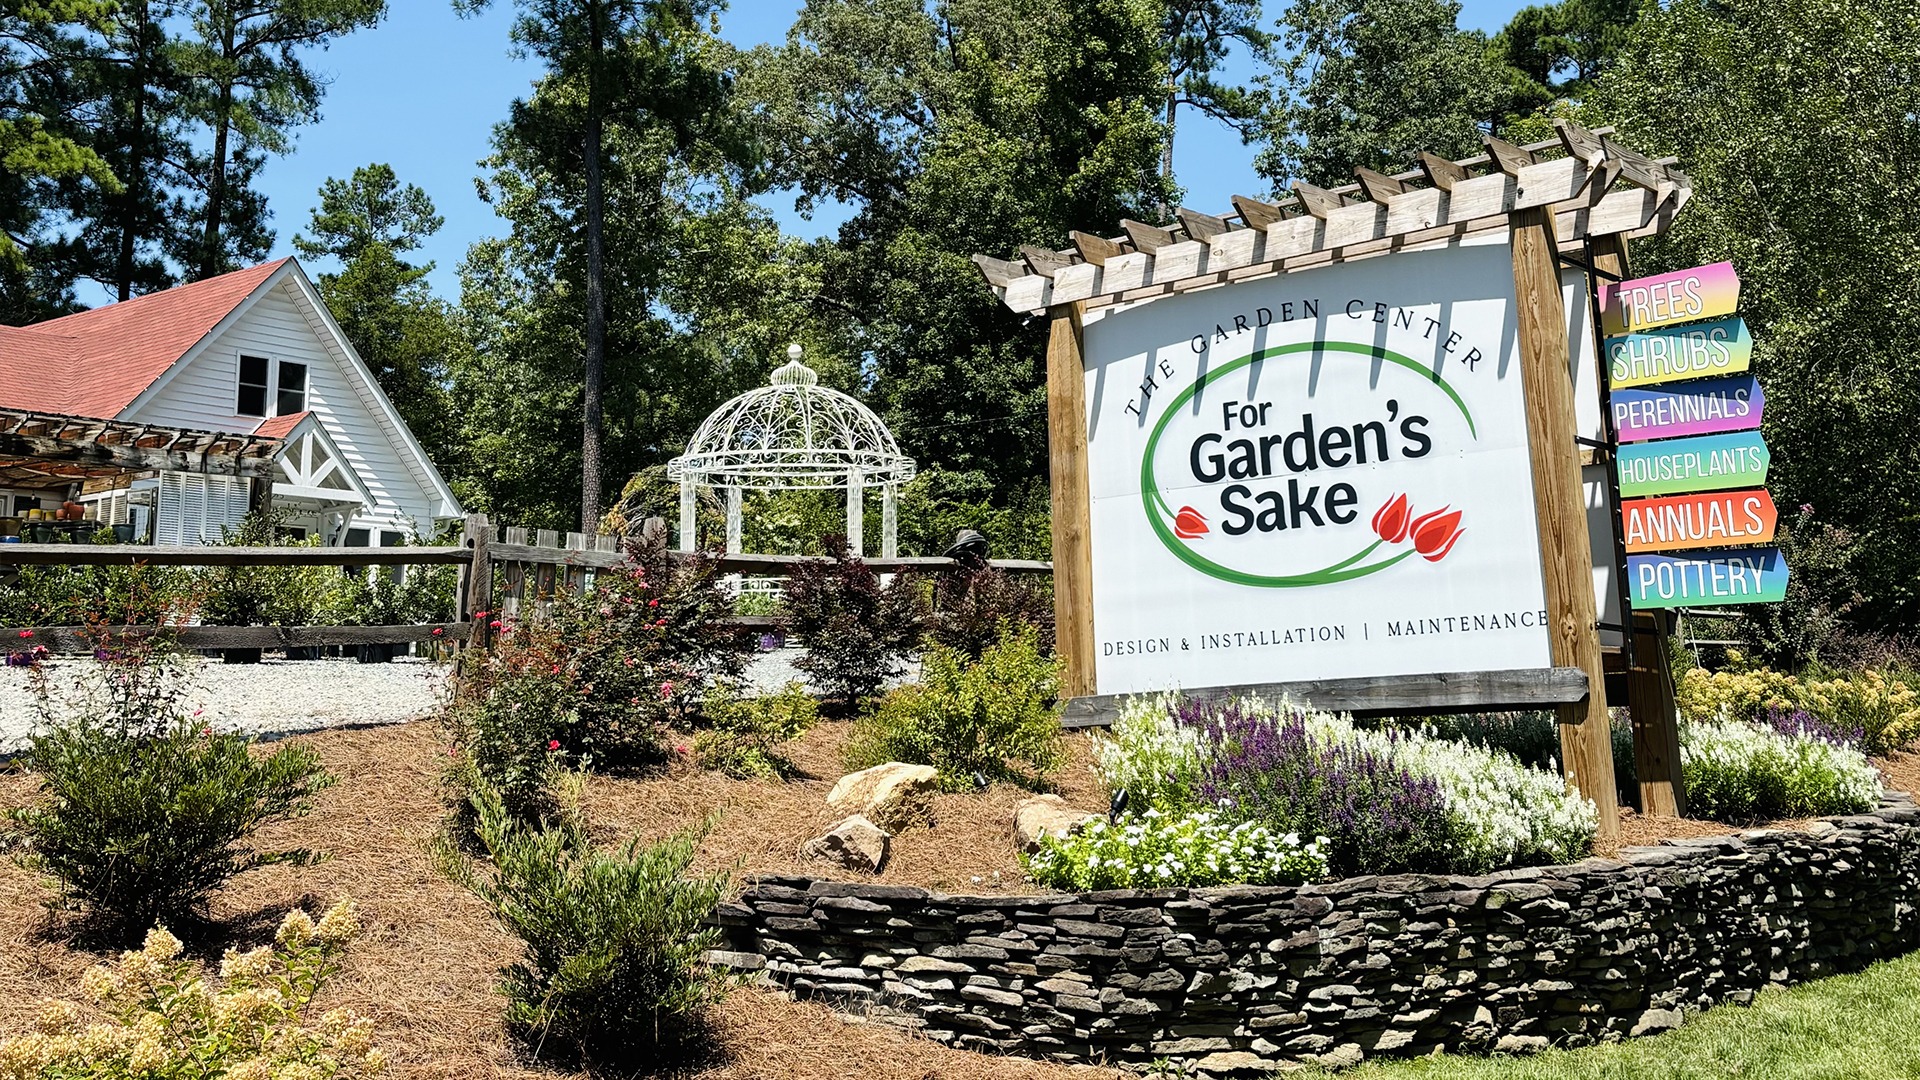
[1080,242,1553,696]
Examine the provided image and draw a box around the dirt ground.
[1,721,1909,1078]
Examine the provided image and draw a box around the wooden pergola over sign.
[973,120,1696,845]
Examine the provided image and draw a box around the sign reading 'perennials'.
[1078,242,1551,697]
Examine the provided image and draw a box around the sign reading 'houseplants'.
[1079,243,1551,697]
[1600,262,1790,609]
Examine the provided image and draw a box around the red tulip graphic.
[1174,506,1209,539]
[1409,507,1465,562]
[1371,493,1411,543]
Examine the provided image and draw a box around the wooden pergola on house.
[974,119,1694,846]
[0,407,283,518]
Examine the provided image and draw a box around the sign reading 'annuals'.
[1081,244,1551,697]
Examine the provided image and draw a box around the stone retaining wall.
[711,793,1920,1074]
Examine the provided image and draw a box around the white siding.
[127,279,444,539]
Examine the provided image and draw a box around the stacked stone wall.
[711,793,1920,1073]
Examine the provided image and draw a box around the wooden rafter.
[0,407,283,487]
[972,122,1690,315]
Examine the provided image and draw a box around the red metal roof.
[0,259,289,419]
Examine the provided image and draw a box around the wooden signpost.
[972,122,1725,846]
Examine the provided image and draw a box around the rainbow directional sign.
[1612,375,1763,443]
[1628,548,1789,609]
[1616,431,1769,498]
[1605,317,1754,388]
[1603,261,1787,608]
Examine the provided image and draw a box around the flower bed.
[1031,695,1595,886]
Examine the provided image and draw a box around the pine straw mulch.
[0,720,1122,1080]
[3,719,1915,1079]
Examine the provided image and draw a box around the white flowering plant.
[1681,717,1881,821]
[1088,694,1598,879]
[0,899,383,1080]
[1024,806,1329,890]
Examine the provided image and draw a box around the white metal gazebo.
[668,345,916,557]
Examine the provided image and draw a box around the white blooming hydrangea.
[1024,807,1329,890]
[1681,718,1880,820]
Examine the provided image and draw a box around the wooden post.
[248,475,274,521]
[461,513,493,646]
[1510,207,1620,845]
[1047,302,1097,698]
[1588,233,1686,817]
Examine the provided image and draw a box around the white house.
[0,258,460,545]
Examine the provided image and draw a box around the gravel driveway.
[1,648,909,752]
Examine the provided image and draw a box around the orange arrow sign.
[1622,489,1777,553]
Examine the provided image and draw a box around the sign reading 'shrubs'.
[1080,243,1551,698]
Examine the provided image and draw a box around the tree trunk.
[116,2,150,302]
[1163,84,1178,183]
[580,0,608,533]
[200,18,237,280]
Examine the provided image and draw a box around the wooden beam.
[1173,207,1232,242]
[969,253,1024,288]
[1046,303,1097,698]
[1553,118,1608,169]
[5,623,467,653]
[1019,244,1075,279]
[696,552,1052,575]
[1483,134,1537,176]
[0,429,276,479]
[1119,219,1179,253]
[1061,668,1591,728]
[1290,180,1344,219]
[1600,134,1676,202]
[1510,204,1620,846]
[0,544,471,567]
[1231,194,1286,230]
[1069,231,1128,267]
[1354,166,1408,205]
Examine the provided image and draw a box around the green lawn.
[1304,950,1920,1080]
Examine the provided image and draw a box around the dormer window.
[236,356,308,417]
[237,355,270,416]
[277,361,308,415]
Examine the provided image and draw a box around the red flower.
[1173,506,1209,539]
[16,630,30,639]
[1371,493,1411,544]
[1409,507,1465,562]
[489,620,503,630]
[659,680,676,699]
[547,739,561,751]
[648,598,659,608]
[431,627,444,637]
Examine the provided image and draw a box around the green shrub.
[696,680,818,779]
[0,900,383,1079]
[847,624,1062,788]
[10,639,334,937]
[1681,718,1881,821]
[781,535,925,707]
[437,783,731,1066]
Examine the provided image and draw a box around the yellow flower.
[220,945,276,981]
[128,1033,168,1072]
[275,909,316,948]
[335,1017,375,1057]
[315,898,361,946]
[363,1047,389,1075]
[32,999,80,1035]
[227,1060,276,1080]
[141,926,184,963]
[317,1008,354,1037]
[80,964,122,1003]
[78,1022,130,1057]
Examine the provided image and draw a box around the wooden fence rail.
[2,512,1053,654]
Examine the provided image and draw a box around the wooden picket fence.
[0,512,1050,654]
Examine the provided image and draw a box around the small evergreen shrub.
[1025,808,1328,890]
[928,567,1054,660]
[437,784,732,1066]
[1681,718,1881,821]
[846,624,1062,788]
[0,900,383,1079]
[780,536,924,706]
[12,638,334,936]
[696,680,818,780]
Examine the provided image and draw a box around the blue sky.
[248,0,1528,301]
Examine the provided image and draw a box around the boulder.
[1014,795,1102,852]
[828,762,939,826]
[802,815,890,873]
